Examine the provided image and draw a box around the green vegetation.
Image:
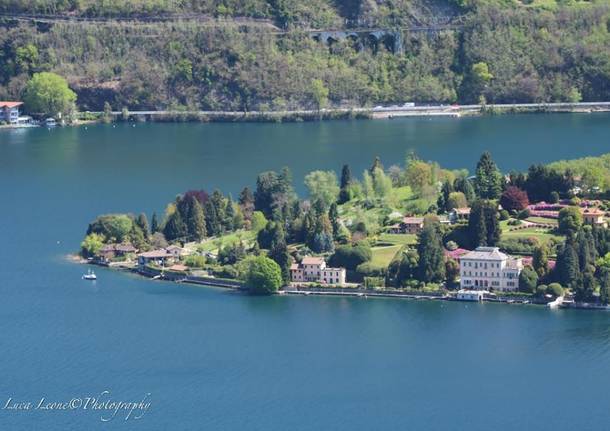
[22,72,76,117]
[1,1,610,112]
[82,150,610,303]
[242,256,282,294]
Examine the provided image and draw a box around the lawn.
[526,216,558,226]
[378,233,417,246]
[190,230,256,253]
[501,227,563,245]
[371,245,402,267]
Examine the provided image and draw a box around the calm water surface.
[2,114,610,430]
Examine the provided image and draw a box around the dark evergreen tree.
[338,164,352,203]
[186,196,206,241]
[151,212,159,234]
[519,266,538,293]
[468,200,488,247]
[416,222,445,283]
[475,151,503,199]
[454,177,476,204]
[268,224,291,283]
[204,199,222,237]
[238,186,255,220]
[468,199,500,247]
[600,271,610,305]
[135,213,150,239]
[224,196,236,231]
[163,211,187,242]
[328,202,340,238]
[437,180,454,213]
[369,156,384,174]
[556,241,581,289]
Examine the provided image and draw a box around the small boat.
[45,118,57,127]
[82,269,97,280]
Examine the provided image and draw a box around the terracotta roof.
[168,264,188,272]
[454,207,471,215]
[290,263,300,270]
[302,256,325,265]
[0,101,23,108]
[138,249,170,258]
[445,248,470,260]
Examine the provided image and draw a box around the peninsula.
[81,151,610,308]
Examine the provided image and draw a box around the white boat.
[45,118,57,127]
[82,269,97,280]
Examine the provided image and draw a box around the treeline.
[1,2,609,110]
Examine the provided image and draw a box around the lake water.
[2,114,610,430]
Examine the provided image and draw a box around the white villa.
[459,247,522,291]
[290,256,346,285]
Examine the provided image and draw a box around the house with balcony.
[290,256,346,285]
[0,101,23,124]
[581,207,607,228]
[459,247,522,292]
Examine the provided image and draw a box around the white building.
[290,256,346,285]
[459,247,522,292]
[0,101,22,124]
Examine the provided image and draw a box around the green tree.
[102,101,113,123]
[80,233,104,258]
[519,266,538,293]
[556,241,580,289]
[339,164,352,203]
[244,256,283,294]
[468,200,501,247]
[417,221,445,283]
[268,224,291,283]
[23,72,77,118]
[186,196,207,241]
[475,152,503,199]
[532,245,549,278]
[135,213,150,239]
[558,207,583,234]
[151,212,159,233]
[447,192,468,211]
[311,78,329,111]
[86,214,133,242]
[304,170,339,210]
[250,211,267,233]
[163,210,187,242]
[600,271,610,305]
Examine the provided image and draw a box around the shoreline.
[3,102,609,130]
[77,259,606,310]
[75,101,610,125]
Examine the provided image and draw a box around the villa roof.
[290,263,300,270]
[302,256,325,265]
[0,101,23,108]
[138,249,171,258]
[402,216,424,224]
[581,207,605,216]
[453,207,471,215]
[460,247,508,261]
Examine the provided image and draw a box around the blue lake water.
[2,114,610,430]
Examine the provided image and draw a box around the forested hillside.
[0,0,609,111]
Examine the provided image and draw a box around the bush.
[499,210,510,221]
[328,244,372,270]
[498,237,539,254]
[243,256,282,295]
[548,283,564,297]
[517,209,531,219]
[356,262,386,277]
[445,240,458,251]
[214,265,239,279]
[184,255,206,268]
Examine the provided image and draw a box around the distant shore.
[77,101,610,124]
